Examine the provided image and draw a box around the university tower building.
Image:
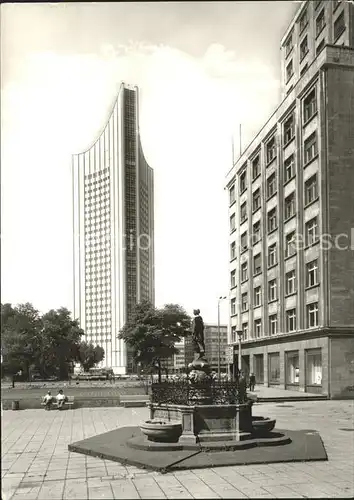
[72,83,154,375]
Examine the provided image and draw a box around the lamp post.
[236,329,243,378]
[217,296,227,378]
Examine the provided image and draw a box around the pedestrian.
[43,391,53,410]
[56,389,68,410]
[249,373,256,391]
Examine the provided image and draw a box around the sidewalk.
[251,384,327,400]
[2,400,354,499]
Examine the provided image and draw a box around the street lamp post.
[237,329,243,378]
[217,296,227,378]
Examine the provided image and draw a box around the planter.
[12,401,20,411]
[252,417,276,435]
[140,419,182,443]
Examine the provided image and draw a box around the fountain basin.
[252,417,276,434]
[140,419,182,443]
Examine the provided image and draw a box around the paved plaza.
[2,400,354,499]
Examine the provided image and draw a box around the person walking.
[249,373,256,391]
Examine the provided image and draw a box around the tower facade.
[72,83,154,374]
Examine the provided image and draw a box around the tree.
[119,300,191,383]
[40,308,84,379]
[1,303,42,385]
[77,341,105,372]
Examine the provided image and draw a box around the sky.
[1,1,299,325]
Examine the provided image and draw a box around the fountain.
[68,308,328,471]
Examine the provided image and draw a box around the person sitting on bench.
[43,391,53,410]
[56,389,68,409]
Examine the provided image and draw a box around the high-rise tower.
[72,83,154,374]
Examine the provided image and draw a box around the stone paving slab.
[2,401,354,499]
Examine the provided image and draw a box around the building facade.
[72,83,154,375]
[226,0,354,398]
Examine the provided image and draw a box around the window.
[268,279,277,301]
[231,297,236,316]
[306,259,319,287]
[285,269,296,295]
[300,36,308,61]
[304,133,318,164]
[300,64,308,77]
[230,241,236,261]
[286,309,297,332]
[266,137,276,164]
[241,232,248,252]
[284,32,293,57]
[267,208,277,233]
[334,11,345,41]
[284,154,295,182]
[242,322,248,340]
[241,293,248,312]
[253,221,261,244]
[307,302,319,328]
[305,217,319,246]
[306,349,322,385]
[267,173,276,198]
[285,192,296,219]
[268,243,277,267]
[254,319,262,338]
[240,170,247,193]
[285,231,296,257]
[269,315,278,335]
[299,8,308,33]
[283,114,295,145]
[304,89,317,123]
[316,38,325,55]
[231,326,237,343]
[241,261,248,282]
[286,351,300,384]
[252,155,261,180]
[286,60,293,82]
[253,188,261,211]
[253,253,262,275]
[305,174,318,205]
[229,185,235,205]
[240,201,247,223]
[230,213,236,232]
[254,286,261,307]
[316,9,325,36]
[230,270,236,288]
[268,353,280,384]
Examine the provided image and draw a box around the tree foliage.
[118,300,191,382]
[77,341,105,372]
[1,303,88,382]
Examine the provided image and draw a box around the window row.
[231,302,319,339]
[231,259,319,301]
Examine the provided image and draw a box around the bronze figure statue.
[191,309,206,358]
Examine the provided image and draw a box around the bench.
[119,395,150,408]
[41,396,75,409]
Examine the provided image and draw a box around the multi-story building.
[72,83,154,375]
[226,0,354,398]
[184,324,229,373]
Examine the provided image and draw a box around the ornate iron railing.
[151,380,246,406]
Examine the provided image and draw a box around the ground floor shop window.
[306,348,322,385]
[254,354,264,384]
[268,352,280,384]
[285,350,299,384]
